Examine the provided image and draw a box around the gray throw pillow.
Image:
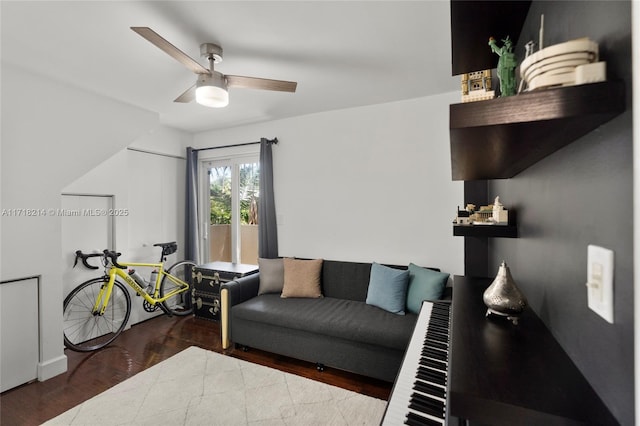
[258,258,284,295]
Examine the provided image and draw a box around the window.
[202,155,259,265]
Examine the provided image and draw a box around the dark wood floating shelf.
[449,81,626,181]
[453,224,517,238]
[450,277,618,424]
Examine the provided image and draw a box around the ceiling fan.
[131,27,297,108]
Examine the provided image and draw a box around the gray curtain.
[185,147,200,263]
[258,138,279,258]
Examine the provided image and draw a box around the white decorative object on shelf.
[454,197,509,226]
[492,196,508,224]
[462,90,496,103]
[575,61,607,84]
[519,37,605,91]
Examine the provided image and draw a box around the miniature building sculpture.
[456,207,471,225]
[461,70,495,103]
[492,196,508,224]
[454,197,509,225]
[519,37,604,91]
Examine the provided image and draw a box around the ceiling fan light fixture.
[196,72,228,108]
[131,28,297,107]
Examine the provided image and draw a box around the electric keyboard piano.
[381,300,451,425]
[382,276,618,426]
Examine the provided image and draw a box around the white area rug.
[43,346,386,425]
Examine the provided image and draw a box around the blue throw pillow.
[406,263,449,314]
[366,262,410,315]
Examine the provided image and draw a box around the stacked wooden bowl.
[520,38,603,91]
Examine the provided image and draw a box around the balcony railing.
[209,224,258,265]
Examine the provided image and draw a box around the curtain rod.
[194,137,278,152]
[127,147,186,160]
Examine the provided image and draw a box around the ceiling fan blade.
[131,27,209,75]
[174,84,196,103]
[226,75,297,93]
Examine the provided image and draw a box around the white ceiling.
[1,1,459,134]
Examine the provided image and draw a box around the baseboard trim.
[38,354,68,381]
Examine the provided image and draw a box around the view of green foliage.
[209,163,260,225]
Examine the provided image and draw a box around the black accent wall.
[488,1,633,423]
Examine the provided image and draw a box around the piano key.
[428,325,449,334]
[405,411,443,426]
[411,391,445,413]
[426,330,449,340]
[419,356,447,372]
[417,366,446,385]
[431,314,449,321]
[409,395,444,419]
[414,380,446,399]
[423,345,447,355]
[412,382,446,404]
[430,316,449,324]
[426,327,448,336]
[422,347,447,362]
[422,339,448,351]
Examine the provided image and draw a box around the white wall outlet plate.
[586,245,614,323]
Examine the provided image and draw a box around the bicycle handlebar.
[73,250,101,270]
[104,250,126,269]
[73,250,126,270]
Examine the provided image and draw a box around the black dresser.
[192,262,258,322]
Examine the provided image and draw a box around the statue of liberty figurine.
[488,36,517,97]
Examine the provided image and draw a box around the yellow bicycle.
[63,242,194,351]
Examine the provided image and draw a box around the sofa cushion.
[406,263,449,314]
[281,258,323,298]
[321,260,408,302]
[257,258,284,295]
[321,260,373,302]
[365,263,409,315]
[232,294,416,351]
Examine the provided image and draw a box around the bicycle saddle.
[154,241,178,257]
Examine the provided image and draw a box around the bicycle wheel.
[63,277,131,351]
[160,260,195,316]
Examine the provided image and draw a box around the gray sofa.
[220,259,450,382]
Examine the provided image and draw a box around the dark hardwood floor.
[0,315,392,425]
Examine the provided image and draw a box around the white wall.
[194,92,464,275]
[1,64,158,382]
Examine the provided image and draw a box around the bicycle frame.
[93,261,189,315]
